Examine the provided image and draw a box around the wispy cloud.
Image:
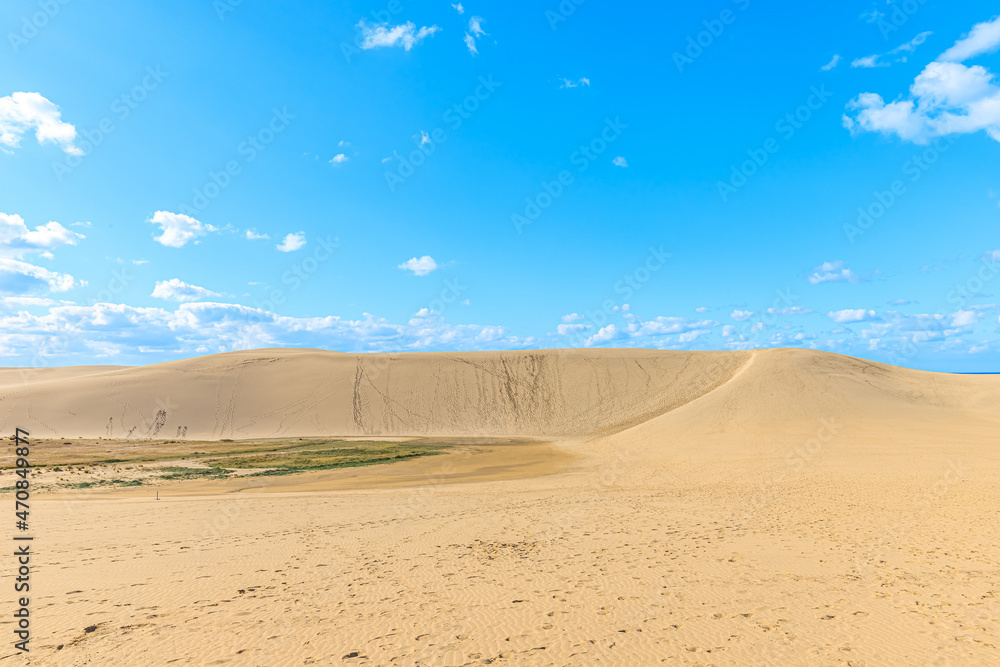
[465,16,486,55]
[821,54,841,71]
[245,229,269,241]
[151,278,221,302]
[852,31,932,68]
[559,77,591,89]
[808,260,861,284]
[329,153,349,165]
[612,156,628,168]
[356,20,441,51]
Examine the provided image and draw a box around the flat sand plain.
[1,347,998,665]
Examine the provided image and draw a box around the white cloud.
[338,140,351,147]
[852,31,933,68]
[277,232,306,253]
[845,18,1000,143]
[132,259,149,265]
[852,55,881,69]
[469,16,486,37]
[809,260,860,284]
[0,302,537,362]
[557,323,589,336]
[766,306,814,316]
[559,78,591,89]
[151,278,222,302]
[860,8,883,23]
[0,258,78,294]
[71,221,91,228]
[245,229,269,241]
[398,255,438,276]
[561,312,583,323]
[0,92,80,155]
[464,33,478,55]
[828,308,878,323]
[464,16,486,55]
[357,20,440,51]
[694,306,709,313]
[149,211,216,248]
[452,3,464,14]
[0,213,83,256]
[939,15,1000,62]
[612,156,628,168]
[950,309,980,327]
[821,54,841,71]
[585,324,618,346]
[329,153,348,165]
[730,309,754,321]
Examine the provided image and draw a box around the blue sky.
[1,0,998,371]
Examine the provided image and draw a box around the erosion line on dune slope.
[584,352,757,439]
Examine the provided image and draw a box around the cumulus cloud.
[809,260,860,284]
[561,313,583,323]
[329,153,348,165]
[0,258,78,294]
[0,302,537,363]
[398,255,438,276]
[730,309,754,321]
[149,211,216,248]
[828,308,878,323]
[845,17,1000,143]
[277,232,306,253]
[585,324,618,346]
[950,309,980,327]
[0,92,80,155]
[245,229,269,241]
[357,20,440,51]
[0,213,83,255]
[612,156,628,168]
[151,278,222,302]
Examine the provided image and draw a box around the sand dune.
[3,347,1000,665]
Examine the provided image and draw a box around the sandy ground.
[1,347,998,665]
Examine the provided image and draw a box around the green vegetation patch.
[204,439,444,477]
